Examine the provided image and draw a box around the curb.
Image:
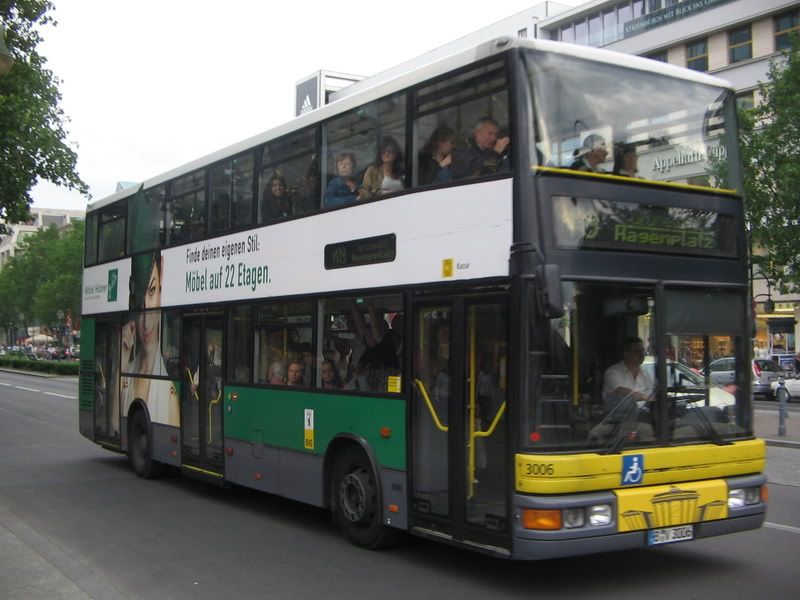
[0,367,76,378]
[763,438,800,449]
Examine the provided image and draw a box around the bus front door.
[180,314,225,477]
[410,298,509,549]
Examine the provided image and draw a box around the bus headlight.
[563,508,585,529]
[728,487,761,508]
[588,504,612,526]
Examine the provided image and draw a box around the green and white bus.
[80,37,766,559]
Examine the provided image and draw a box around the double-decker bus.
[79,37,766,559]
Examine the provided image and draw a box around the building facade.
[0,207,84,269]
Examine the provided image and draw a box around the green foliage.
[0,1,89,226]
[0,220,83,335]
[740,36,800,294]
[0,354,79,375]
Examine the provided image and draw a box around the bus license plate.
[647,525,694,546]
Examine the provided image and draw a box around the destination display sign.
[551,195,738,258]
[324,234,397,270]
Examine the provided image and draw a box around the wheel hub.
[340,471,367,523]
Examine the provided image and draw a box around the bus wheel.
[332,446,401,549]
[128,410,164,479]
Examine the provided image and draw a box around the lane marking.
[15,386,41,392]
[764,521,800,535]
[43,392,77,399]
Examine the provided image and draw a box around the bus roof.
[88,37,734,212]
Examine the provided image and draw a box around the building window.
[603,8,617,45]
[560,23,574,43]
[646,50,668,63]
[686,39,708,72]
[775,10,800,51]
[647,0,662,12]
[575,19,588,45]
[518,28,528,38]
[729,25,752,64]
[736,90,755,111]
[588,13,602,46]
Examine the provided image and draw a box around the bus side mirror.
[535,264,564,319]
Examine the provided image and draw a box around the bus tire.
[331,446,401,549]
[128,409,165,479]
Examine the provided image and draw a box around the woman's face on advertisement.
[140,261,161,346]
[144,261,161,310]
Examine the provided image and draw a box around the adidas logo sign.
[300,95,314,115]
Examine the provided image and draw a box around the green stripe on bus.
[224,386,406,470]
[78,318,96,412]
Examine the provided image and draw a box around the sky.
[30,0,574,211]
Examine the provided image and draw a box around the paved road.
[1,371,798,599]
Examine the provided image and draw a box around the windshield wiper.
[684,404,730,446]
[598,396,646,455]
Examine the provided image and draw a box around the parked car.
[705,357,784,399]
[770,376,800,401]
[643,358,734,410]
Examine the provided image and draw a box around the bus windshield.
[527,282,752,453]
[525,49,735,189]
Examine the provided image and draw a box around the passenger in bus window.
[570,134,608,173]
[612,143,639,177]
[320,358,343,389]
[418,126,456,185]
[358,136,405,199]
[267,360,286,385]
[450,117,511,180]
[297,342,314,386]
[350,302,400,371]
[286,360,306,386]
[323,152,359,207]
[260,175,293,222]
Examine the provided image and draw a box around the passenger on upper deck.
[450,117,511,180]
[418,126,456,185]
[358,136,405,199]
[612,143,639,177]
[324,153,359,207]
[570,134,608,173]
[260,175,293,222]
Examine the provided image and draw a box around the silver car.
[706,357,784,399]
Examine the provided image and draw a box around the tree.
[740,36,800,294]
[0,221,83,344]
[0,1,88,228]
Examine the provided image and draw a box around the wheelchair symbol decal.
[622,454,644,485]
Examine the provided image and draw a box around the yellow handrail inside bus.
[412,378,448,432]
[185,367,199,400]
[532,165,739,196]
[208,386,221,444]
[468,308,478,498]
[473,402,507,439]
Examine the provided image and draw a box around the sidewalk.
[755,407,800,448]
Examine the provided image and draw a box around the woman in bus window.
[418,126,456,185]
[324,152,359,207]
[260,174,293,222]
[358,136,404,200]
[320,358,343,389]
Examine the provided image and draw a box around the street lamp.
[752,273,775,314]
[0,25,14,75]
